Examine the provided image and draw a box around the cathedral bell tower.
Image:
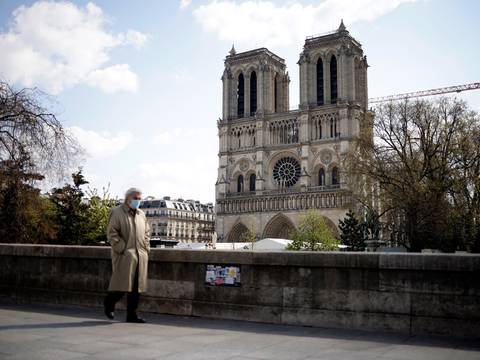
[298,20,368,110]
[221,46,290,120]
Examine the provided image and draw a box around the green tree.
[338,210,365,251]
[242,224,257,249]
[287,210,339,251]
[347,98,480,252]
[50,170,91,245]
[84,186,119,244]
[0,152,57,243]
[0,81,81,244]
[50,171,118,245]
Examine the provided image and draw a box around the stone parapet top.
[0,244,479,271]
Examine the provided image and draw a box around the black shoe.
[126,315,146,323]
[103,299,114,320]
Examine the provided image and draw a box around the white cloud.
[138,127,218,202]
[0,1,147,94]
[171,67,192,81]
[123,29,148,49]
[152,128,185,145]
[69,126,132,159]
[86,64,138,93]
[193,0,418,47]
[180,0,192,10]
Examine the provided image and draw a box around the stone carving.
[320,149,333,165]
[239,159,249,172]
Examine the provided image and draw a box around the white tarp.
[253,238,292,251]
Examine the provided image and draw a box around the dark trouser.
[104,264,140,316]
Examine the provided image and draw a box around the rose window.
[273,157,301,187]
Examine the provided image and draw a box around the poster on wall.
[205,264,241,287]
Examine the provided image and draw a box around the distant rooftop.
[141,197,214,213]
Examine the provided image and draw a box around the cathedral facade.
[215,22,371,242]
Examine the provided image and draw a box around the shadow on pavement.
[0,320,112,331]
[0,300,479,351]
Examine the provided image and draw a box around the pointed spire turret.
[338,19,346,32]
[229,44,236,56]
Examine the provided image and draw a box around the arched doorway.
[321,215,340,239]
[226,222,249,242]
[262,213,296,239]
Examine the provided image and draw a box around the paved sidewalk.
[0,303,479,360]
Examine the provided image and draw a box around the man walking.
[104,187,150,323]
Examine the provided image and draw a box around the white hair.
[125,187,142,198]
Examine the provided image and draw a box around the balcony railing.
[225,184,341,198]
[218,188,351,215]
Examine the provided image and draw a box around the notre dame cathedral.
[215,21,371,242]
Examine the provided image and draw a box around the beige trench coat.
[106,204,150,293]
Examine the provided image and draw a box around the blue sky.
[1,0,479,202]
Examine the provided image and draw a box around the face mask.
[130,199,141,209]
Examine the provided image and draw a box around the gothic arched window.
[250,71,257,116]
[237,73,245,117]
[317,58,324,105]
[249,173,256,192]
[319,168,325,186]
[330,55,338,104]
[237,175,244,193]
[332,166,339,185]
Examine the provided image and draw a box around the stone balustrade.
[218,188,351,214]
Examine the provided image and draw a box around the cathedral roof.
[225,47,285,67]
[304,20,362,49]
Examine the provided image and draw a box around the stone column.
[362,60,369,109]
[230,76,238,119]
[299,112,309,143]
[216,154,229,200]
[300,143,310,188]
[298,53,309,108]
[264,67,274,114]
[283,74,290,111]
[338,108,348,138]
[218,124,228,152]
[349,55,355,102]
[222,71,230,120]
[258,66,265,113]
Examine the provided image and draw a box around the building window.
[317,58,324,105]
[237,175,244,192]
[319,168,325,186]
[330,55,338,104]
[332,166,339,185]
[273,157,301,187]
[250,71,257,116]
[237,73,245,117]
[249,173,256,192]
